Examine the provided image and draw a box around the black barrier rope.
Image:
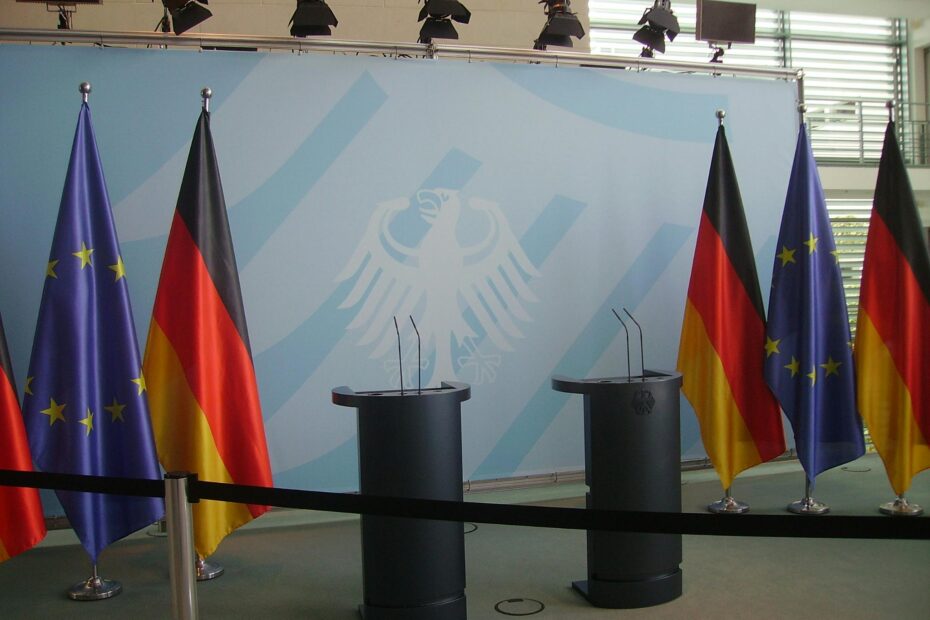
[1,468,928,541]
[0,469,165,498]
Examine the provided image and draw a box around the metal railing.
[807,98,930,166]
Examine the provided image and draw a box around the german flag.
[144,109,272,559]
[677,125,786,491]
[855,122,930,496]
[0,313,46,563]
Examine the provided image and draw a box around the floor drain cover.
[494,598,545,616]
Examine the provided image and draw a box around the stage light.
[290,0,338,37]
[159,0,212,36]
[633,0,679,58]
[418,0,471,44]
[533,1,585,50]
[57,6,73,30]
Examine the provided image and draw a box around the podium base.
[359,594,466,620]
[572,571,681,609]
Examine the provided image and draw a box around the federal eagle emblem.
[336,188,540,385]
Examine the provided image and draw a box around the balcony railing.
[807,99,929,166]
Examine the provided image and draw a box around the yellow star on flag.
[784,356,800,377]
[807,366,817,386]
[40,398,66,426]
[820,356,842,377]
[46,259,59,279]
[831,249,840,265]
[776,246,796,267]
[79,409,94,436]
[804,232,818,254]
[73,242,94,269]
[108,256,126,281]
[131,371,146,395]
[104,397,126,422]
[765,336,781,357]
[24,376,34,396]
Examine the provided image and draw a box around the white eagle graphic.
[336,188,540,385]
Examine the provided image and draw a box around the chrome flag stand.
[68,562,122,601]
[707,487,749,514]
[787,478,829,515]
[879,495,924,517]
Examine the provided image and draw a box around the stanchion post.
[165,472,198,620]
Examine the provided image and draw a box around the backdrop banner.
[0,45,797,507]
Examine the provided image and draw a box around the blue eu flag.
[22,103,164,563]
[764,125,865,482]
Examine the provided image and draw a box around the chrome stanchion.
[708,487,749,514]
[165,472,198,620]
[788,478,829,515]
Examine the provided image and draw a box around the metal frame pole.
[165,472,198,620]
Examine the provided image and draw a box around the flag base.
[196,558,224,581]
[878,495,924,517]
[787,496,830,515]
[67,575,122,601]
[707,495,749,514]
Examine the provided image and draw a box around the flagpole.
[871,98,924,518]
[704,108,752,516]
[201,87,211,113]
[59,81,126,602]
[191,84,228,580]
[787,477,829,515]
[796,70,805,127]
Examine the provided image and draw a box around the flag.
[855,122,930,495]
[0,312,46,563]
[677,124,786,490]
[764,125,864,482]
[21,103,164,563]
[143,108,272,559]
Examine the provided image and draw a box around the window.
[825,198,872,336]
[589,2,907,163]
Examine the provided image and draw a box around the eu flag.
[22,102,164,563]
[764,124,865,483]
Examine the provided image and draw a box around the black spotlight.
[290,0,338,37]
[533,0,585,50]
[418,0,471,44]
[162,0,212,35]
[634,0,679,57]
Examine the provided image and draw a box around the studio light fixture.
[16,0,101,30]
[290,0,338,37]
[57,5,74,30]
[533,0,585,51]
[418,0,471,44]
[633,0,679,58]
[158,0,212,36]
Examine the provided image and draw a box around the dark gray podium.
[552,371,682,609]
[332,382,470,620]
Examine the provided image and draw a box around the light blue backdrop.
[0,46,797,506]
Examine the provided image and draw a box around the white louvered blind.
[825,198,872,335]
[589,3,905,163]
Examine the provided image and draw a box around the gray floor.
[1,454,928,619]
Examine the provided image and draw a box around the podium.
[552,371,682,609]
[332,382,470,620]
